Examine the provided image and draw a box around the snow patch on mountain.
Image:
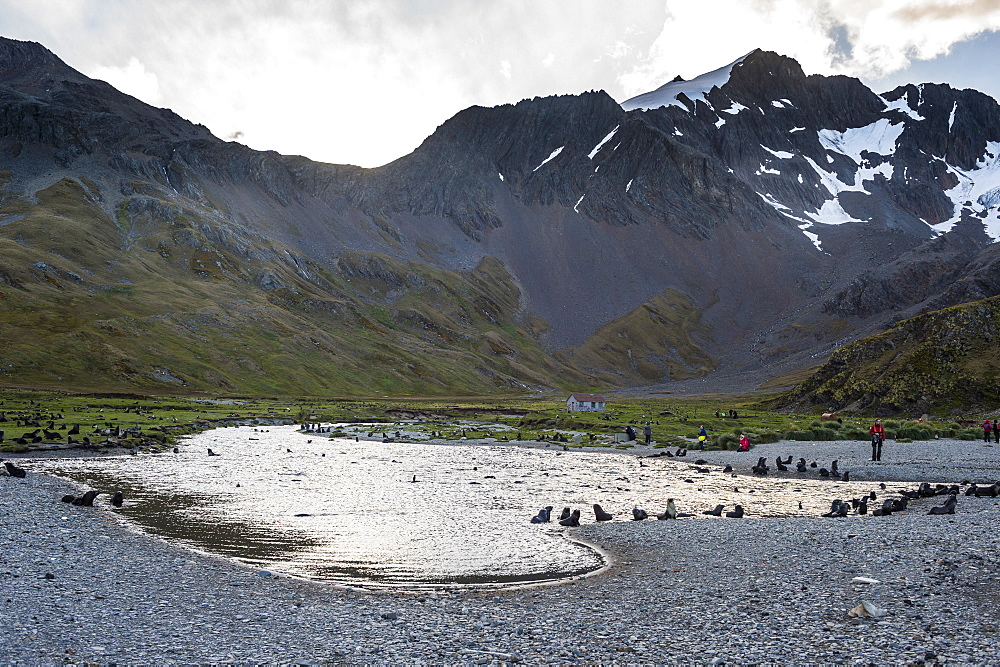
[762,146,794,159]
[882,94,925,121]
[758,191,825,250]
[533,146,564,172]
[818,119,904,161]
[588,126,619,159]
[934,141,1000,239]
[620,51,753,112]
[722,100,748,115]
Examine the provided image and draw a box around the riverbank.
[2,438,999,664]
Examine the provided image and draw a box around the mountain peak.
[0,36,81,85]
[620,49,760,112]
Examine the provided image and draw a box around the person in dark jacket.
[643,422,652,444]
[993,420,999,444]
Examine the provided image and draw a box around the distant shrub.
[713,433,739,450]
[753,430,782,444]
[956,428,981,441]
[809,427,840,441]
[884,420,902,431]
[785,429,814,441]
[897,426,929,440]
[841,425,868,440]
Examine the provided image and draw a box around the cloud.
[1,0,999,167]
[619,0,1000,97]
[90,56,162,105]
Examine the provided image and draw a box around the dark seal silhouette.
[702,504,724,516]
[110,491,124,507]
[632,508,648,521]
[530,506,553,523]
[928,495,957,515]
[558,509,581,527]
[725,505,744,518]
[593,504,613,522]
[4,461,27,478]
[656,499,678,520]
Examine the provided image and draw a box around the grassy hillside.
[776,295,1000,414]
[0,175,703,395]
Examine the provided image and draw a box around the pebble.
[1,439,998,663]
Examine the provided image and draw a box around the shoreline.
[3,437,1000,663]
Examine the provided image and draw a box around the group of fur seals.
[559,509,581,527]
[61,490,99,506]
[59,489,124,507]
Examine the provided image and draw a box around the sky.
[2,0,1000,168]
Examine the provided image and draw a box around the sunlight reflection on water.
[36,425,884,589]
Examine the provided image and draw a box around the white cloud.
[90,56,162,105]
[619,0,1000,96]
[0,0,998,168]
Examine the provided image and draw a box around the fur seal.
[72,490,99,507]
[4,461,27,478]
[61,494,76,503]
[703,504,724,516]
[593,504,613,522]
[725,505,744,518]
[558,509,581,527]
[632,508,648,521]
[872,499,894,516]
[722,465,733,473]
[656,499,678,520]
[928,495,957,515]
[530,506,553,523]
[558,507,571,522]
[207,448,219,456]
[110,491,123,507]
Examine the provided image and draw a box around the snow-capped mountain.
[1,38,999,394]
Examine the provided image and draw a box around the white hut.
[566,393,607,412]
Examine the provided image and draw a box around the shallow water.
[35,425,886,590]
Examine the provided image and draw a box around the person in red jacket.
[738,434,751,451]
[869,419,885,461]
[982,419,993,443]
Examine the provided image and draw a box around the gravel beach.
[2,438,999,665]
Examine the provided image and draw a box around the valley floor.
[2,439,998,665]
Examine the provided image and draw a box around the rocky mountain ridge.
[1,38,999,399]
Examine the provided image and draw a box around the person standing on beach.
[869,419,885,461]
[994,420,999,444]
[698,425,708,449]
[643,422,652,445]
[982,419,993,443]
